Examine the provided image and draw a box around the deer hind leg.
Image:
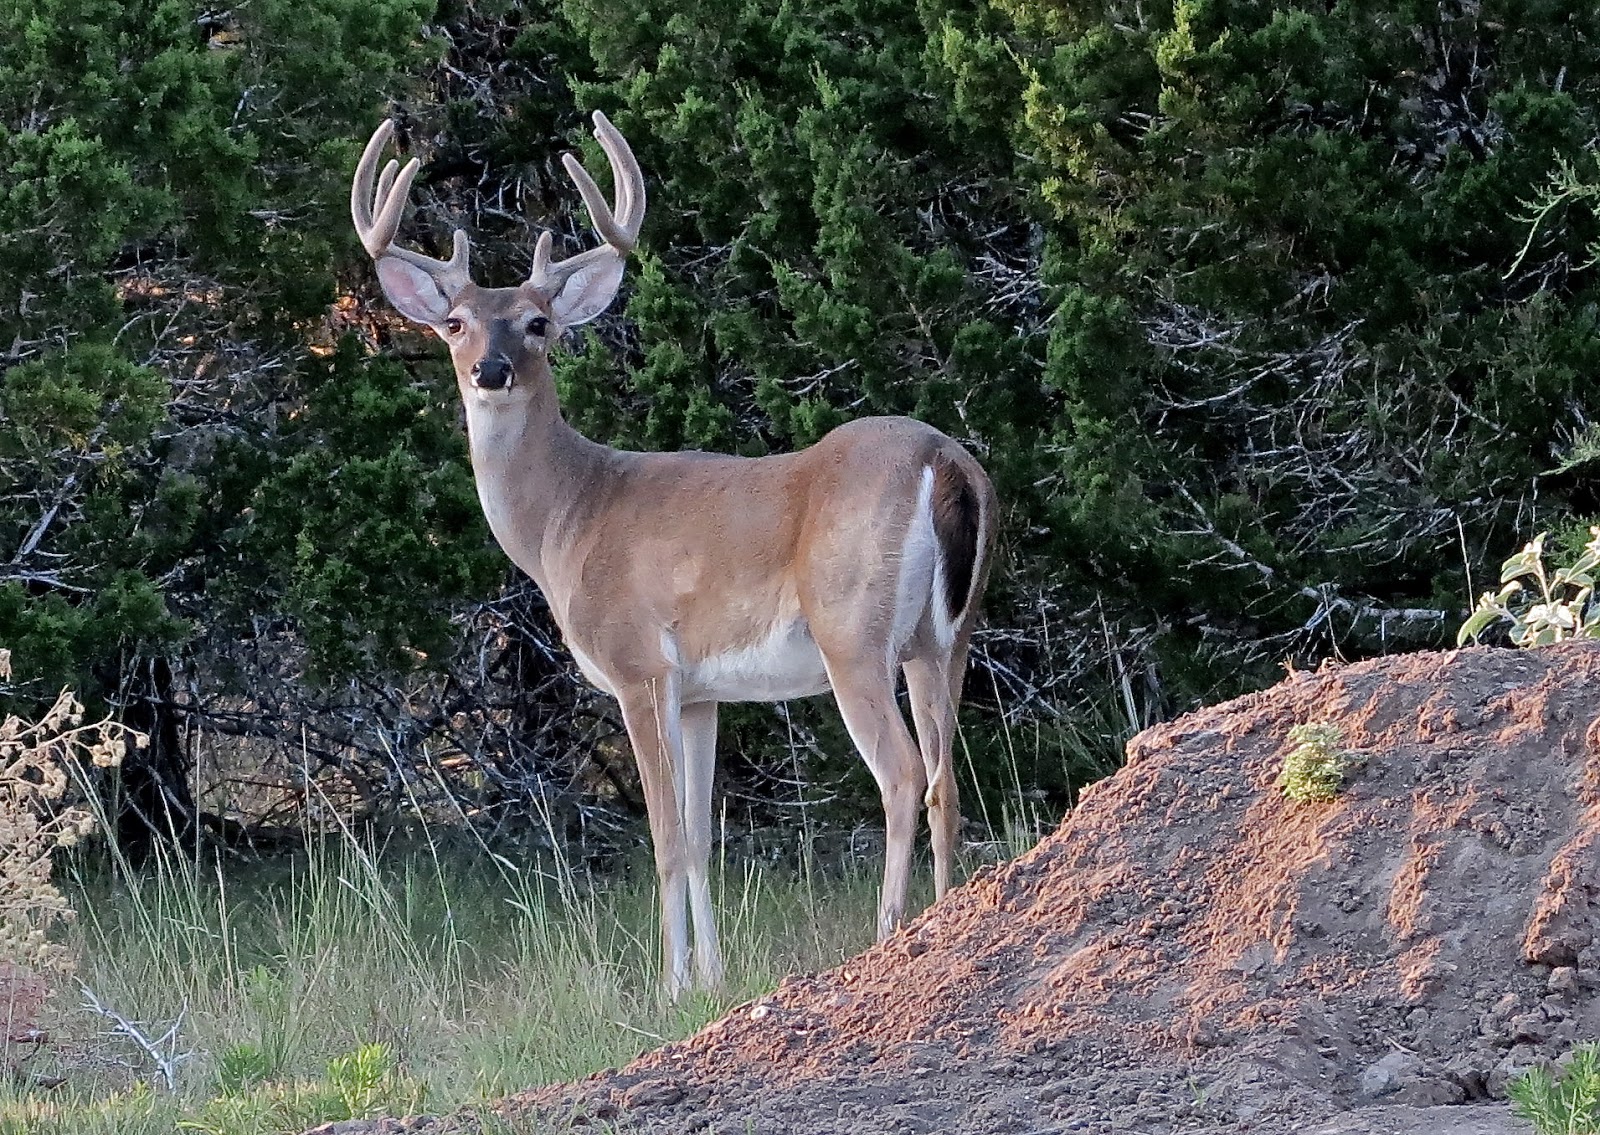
[822,653,927,940]
[903,653,960,900]
[616,681,693,1000]
[680,700,725,991]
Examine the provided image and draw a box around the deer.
[351,112,997,998]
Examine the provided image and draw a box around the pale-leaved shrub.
[0,648,145,1045]
[1458,528,1600,647]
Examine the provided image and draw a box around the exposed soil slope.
[324,644,1600,1134]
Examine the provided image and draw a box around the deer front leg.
[617,681,692,999]
[680,700,725,990]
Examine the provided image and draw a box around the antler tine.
[530,110,647,291]
[374,159,401,227]
[561,153,628,250]
[531,230,555,284]
[351,119,473,298]
[593,111,645,238]
[350,120,394,247]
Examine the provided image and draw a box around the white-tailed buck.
[352,113,997,997]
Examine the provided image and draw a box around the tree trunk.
[114,655,198,863]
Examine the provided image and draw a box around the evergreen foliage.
[0,0,494,845]
[1,0,1596,842]
[998,0,1600,688]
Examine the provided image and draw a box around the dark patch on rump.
[931,455,981,624]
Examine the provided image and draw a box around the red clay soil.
[324,644,1600,1134]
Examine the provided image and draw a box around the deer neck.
[460,357,611,596]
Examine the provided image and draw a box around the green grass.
[1,825,892,1134]
[1511,1043,1600,1135]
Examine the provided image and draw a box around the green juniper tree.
[5,0,1598,849]
[305,0,1600,823]
[0,0,503,852]
[989,0,1600,689]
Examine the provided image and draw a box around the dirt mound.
[333,644,1600,1133]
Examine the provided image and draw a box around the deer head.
[351,113,646,392]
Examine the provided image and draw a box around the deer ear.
[376,257,453,326]
[548,253,624,327]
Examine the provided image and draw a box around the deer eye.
[525,315,549,338]
[443,317,464,336]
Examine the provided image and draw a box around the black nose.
[471,356,512,390]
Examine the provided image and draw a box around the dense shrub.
[2,0,1597,842]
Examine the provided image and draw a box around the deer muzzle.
[471,355,513,391]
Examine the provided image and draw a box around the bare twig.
[78,987,192,1091]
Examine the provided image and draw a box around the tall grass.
[0,821,887,1134]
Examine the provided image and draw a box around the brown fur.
[355,113,1001,999]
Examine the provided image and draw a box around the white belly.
[681,618,832,703]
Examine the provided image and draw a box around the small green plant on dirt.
[1509,1042,1600,1135]
[1458,528,1600,647]
[1277,723,1354,803]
